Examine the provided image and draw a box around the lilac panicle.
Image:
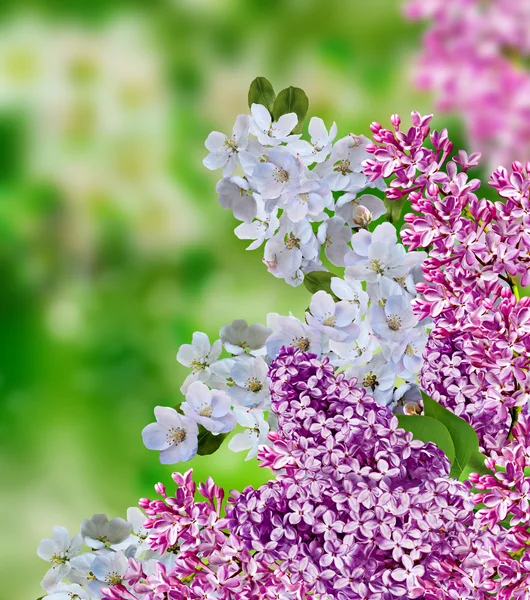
[364,112,530,453]
[228,347,499,599]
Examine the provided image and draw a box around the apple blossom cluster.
[37,513,136,599]
[38,471,305,600]
[228,347,500,599]
[144,238,429,466]
[203,102,388,287]
[364,111,530,453]
[405,0,530,170]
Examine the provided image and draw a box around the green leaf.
[383,197,407,224]
[397,415,456,463]
[422,392,481,479]
[458,448,493,482]
[197,425,229,456]
[248,77,276,113]
[272,86,309,134]
[303,271,339,300]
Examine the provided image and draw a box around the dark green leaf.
[197,424,229,456]
[383,197,407,224]
[272,86,309,134]
[248,77,276,113]
[303,271,339,300]
[397,414,456,463]
[422,392,480,479]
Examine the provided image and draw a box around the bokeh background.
[0,1,445,595]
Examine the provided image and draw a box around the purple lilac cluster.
[101,470,303,600]
[469,412,530,598]
[405,0,530,170]
[364,112,530,452]
[227,347,498,599]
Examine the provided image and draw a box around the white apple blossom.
[238,139,271,184]
[176,332,222,392]
[220,319,271,355]
[266,313,323,358]
[142,406,198,464]
[208,357,237,390]
[252,150,302,203]
[281,179,331,223]
[68,552,100,588]
[234,199,279,251]
[89,551,128,594]
[287,116,337,164]
[347,354,397,406]
[203,114,250,176]
[306,291,359,343]
[329,321,378,367]
[331,276,369,315]
[228,407,270,460]
[317,216,351,267]
[229,356,269,408]
[250,103,299,146]
[263,216,319,284]
[366,275,407,306]
[112,507,150,555]
[315,134,371,192]
[371,294,418,342]
[37,527,82,591]
[388,328,428,378]
[80,514,132,550]
[216,176,258,223]
[345,222,424,284]
[181,381,236,434]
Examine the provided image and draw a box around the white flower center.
[323,314,337,327]
[334,159,351,175]
[299,192,310,203]
[284,232,300,250]
[190,359,208,372]
[199,406,213,417]
[51,553,68,565]
[370,259,384,275]
[363,371,378,389]
[167,427,187,445]
[224,137,238,152]
[292,336,310,351]
[245,377,263,393]
[405,344,415,357]
[386,314,402,331]
[273,167,289,183]
[105,572,122,585]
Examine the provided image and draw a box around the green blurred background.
[0,1,440,596]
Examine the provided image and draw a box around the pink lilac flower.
[405,0,530,170]
[100,470,305,599]
[468,412,530,599]
[364,111,530,453]
[228,347,500,599]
